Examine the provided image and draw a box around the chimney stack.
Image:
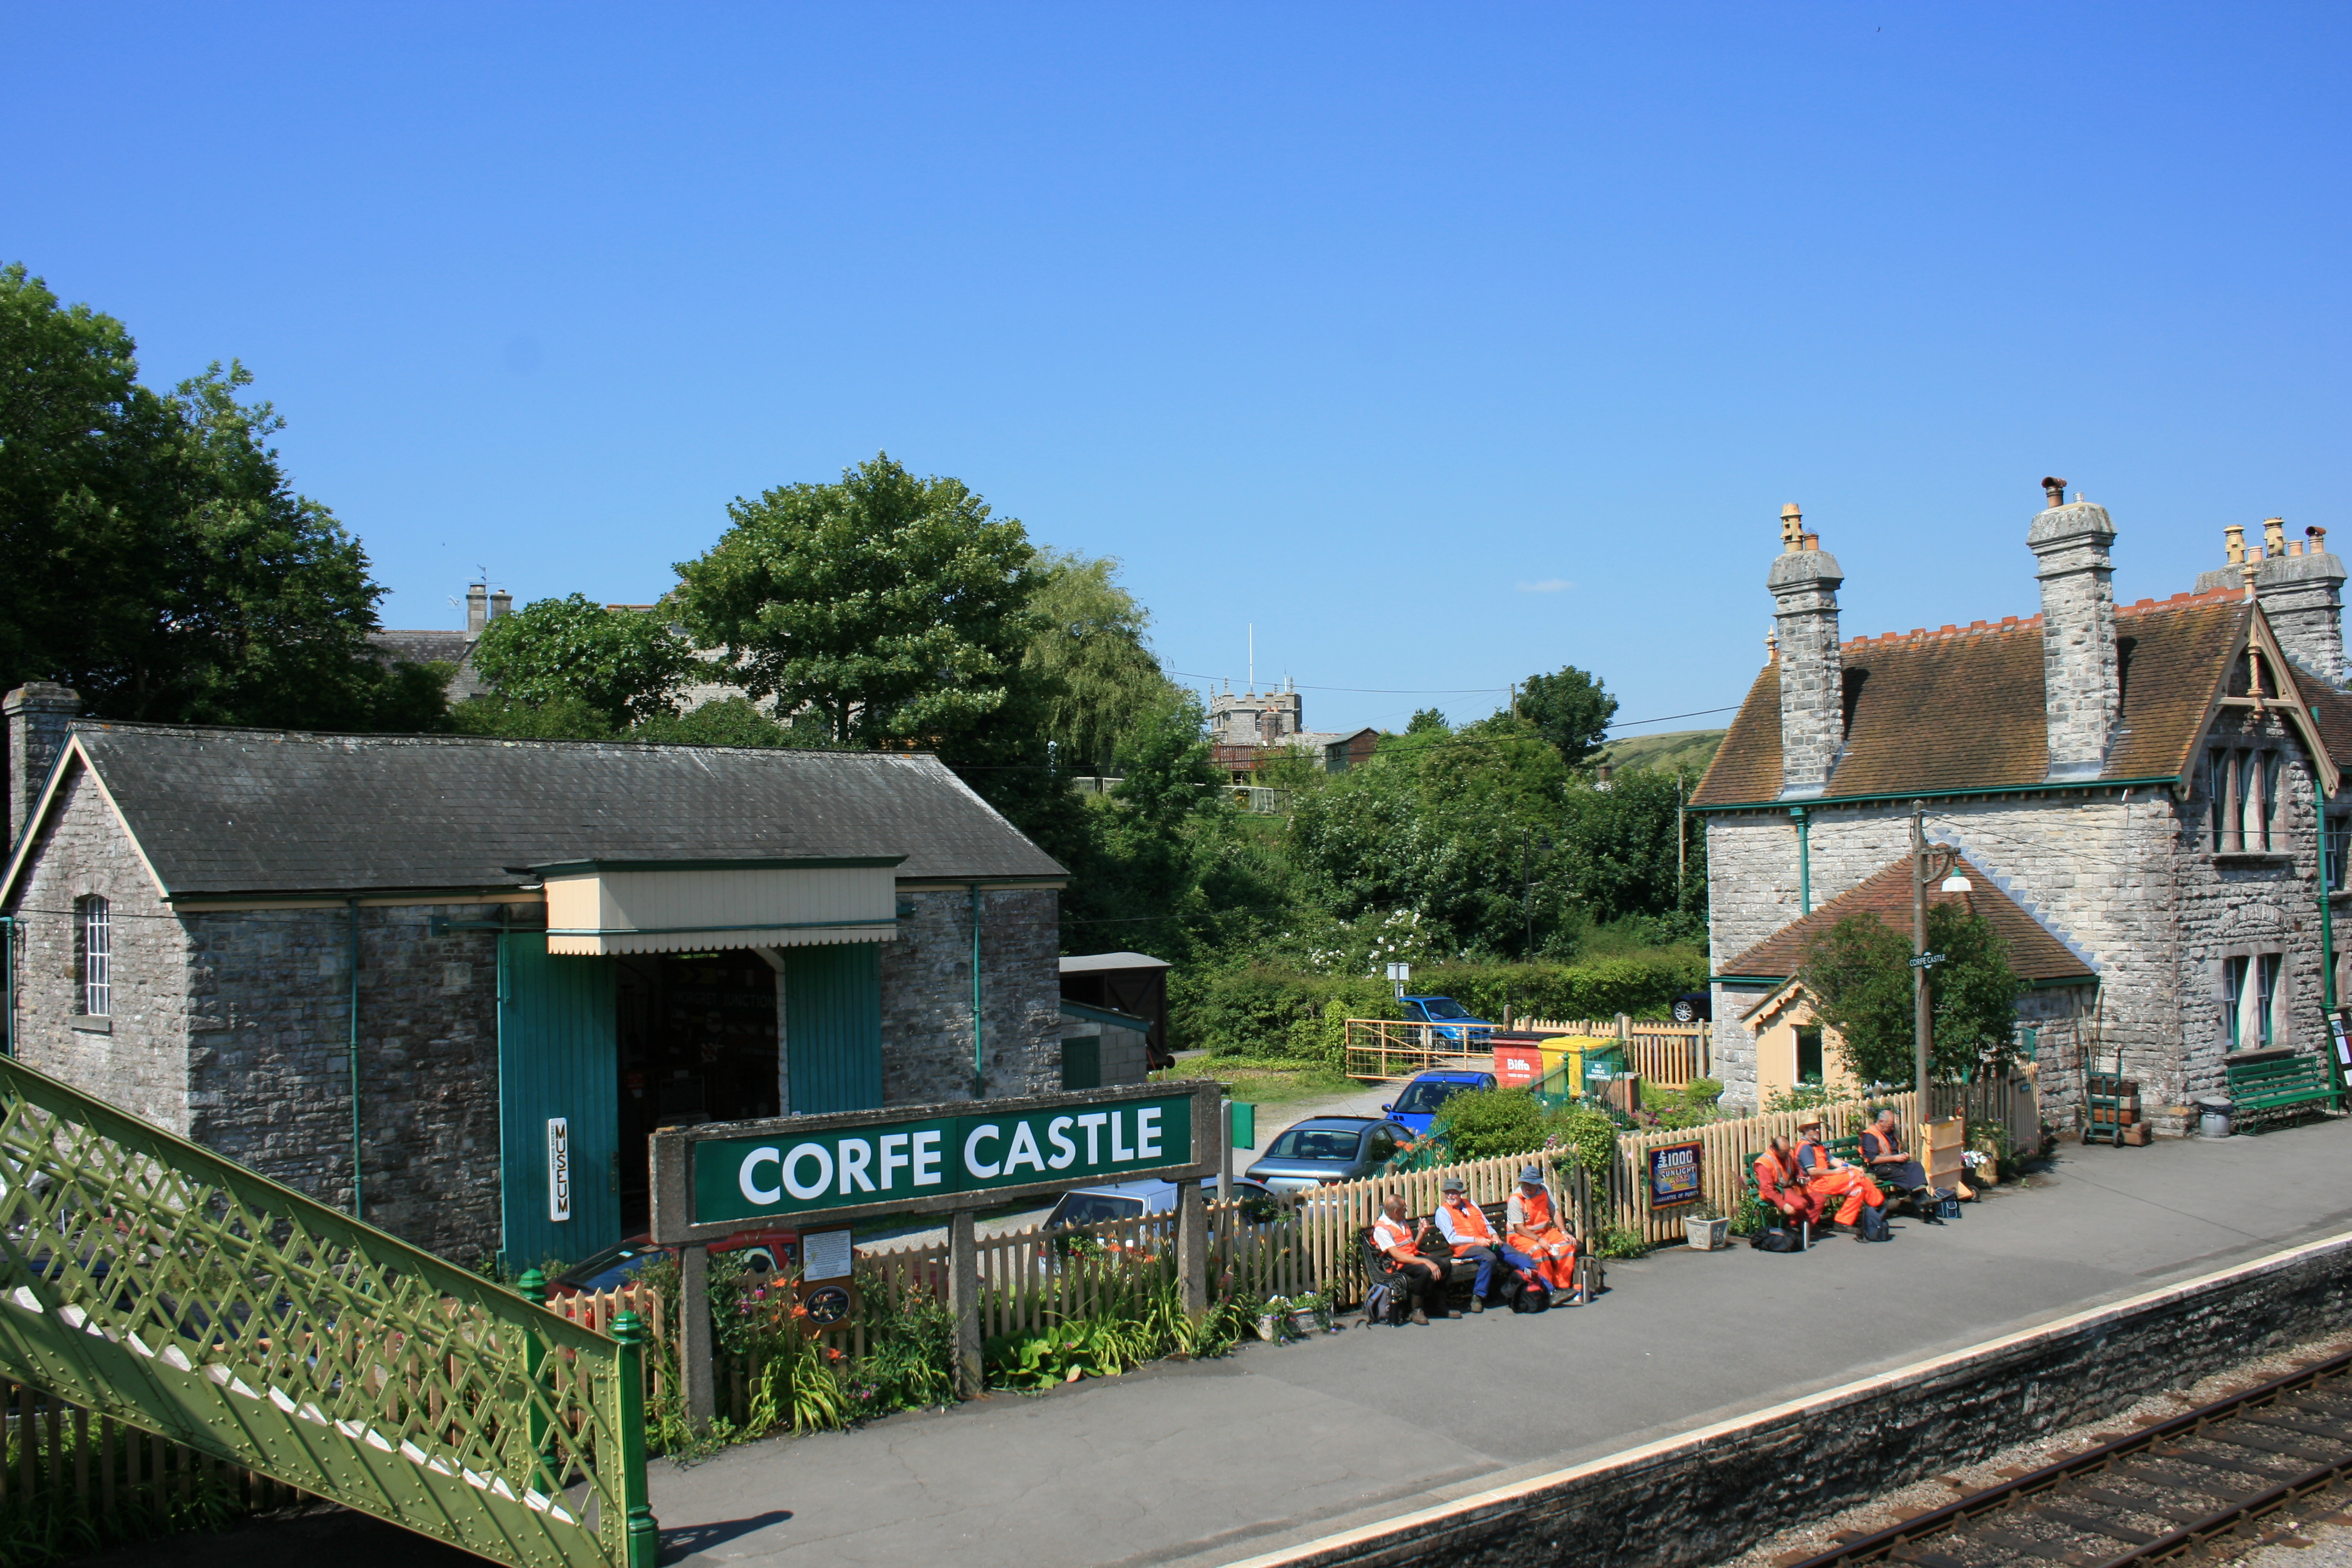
[488,589,513,622]
[2026,479,2120,781]
[466,583,489,636]
[1768,505,1845,799]
[2198,520,2347,685]
[5,683,81,849]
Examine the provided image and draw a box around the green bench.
[1744,1134,1925,1230]
[2224,1051,2342,1132]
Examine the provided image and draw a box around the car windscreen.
[1418,998,1471,1019]
[1393,1080,1471,1114]
[564,1246,658,1294]
[1048,1193,1147,1229]
[1264,1128,1365,1161]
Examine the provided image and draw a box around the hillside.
[1596,728,1725,778]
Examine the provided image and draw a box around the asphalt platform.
[77,1115,2352,1568]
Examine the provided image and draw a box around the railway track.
[1782,1349,2352,1568]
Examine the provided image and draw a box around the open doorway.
[616,952,779,1232]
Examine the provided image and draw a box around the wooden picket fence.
[1343,1013,1708,1090]
[0,1376,310,1530]
[1517,1017,1709,1091]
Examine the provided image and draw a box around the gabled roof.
[1717,849,2097,985]
[4,723,1065,901]
[1691,590,2298,808]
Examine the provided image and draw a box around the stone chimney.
[2027,478,2120,782]
[5,683,81,849]
[1768,503,1845,799]
[466,583,489,635]
[2196,520,2345,686]
[488,589,514,622]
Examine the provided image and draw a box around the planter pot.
[1290,1309,1322,1335]
[1684,1216,1729,1251]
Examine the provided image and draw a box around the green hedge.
[1172,952,1707,1058]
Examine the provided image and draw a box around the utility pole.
[1911,800,1932,1109]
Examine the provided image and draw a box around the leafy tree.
[630,696,830,748]
[675,454,1043,749]
[1023,549,1171,776]
[1518,665,1618,766]
[1798,906,2025,1086]
[1405,707,1449,734]
[448,693,614,740]
[470,593,700,728]
[0,264,441,730]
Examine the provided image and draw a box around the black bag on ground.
[1935,1191,1962,1221]
[1753,1228,1803,1253]
[1511,1278,1549,1314]
[1860,1204,1891,1243]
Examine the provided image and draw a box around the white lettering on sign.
[913,1129,944,1184]
[1002,1121,1046,1175]
[1111,1111,1135,1162]
[740,1147,783,1205]
[546,1119,572,1223]
[964,1123,1002,1178]
[878,1132,912,1188]
[838,1138,876,1195]
[783,1143,834,1200]
[1137,1105,1163,1159]
[1046,1116,1077,1169]
[1077,1112,1107,1163]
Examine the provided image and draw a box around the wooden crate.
[1922,1114,1966,1189]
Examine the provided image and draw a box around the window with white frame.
[76,897,110,1017]
[2329,813,2350,892]
[2222,953,2281,1051]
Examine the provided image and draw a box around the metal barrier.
[0,1053,655,1568]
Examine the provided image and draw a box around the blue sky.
[7,4,2345,736]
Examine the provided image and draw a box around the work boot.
[1410,1307,1429,1326]
[1469,1298,1486,1313]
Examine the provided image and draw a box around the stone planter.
[1256,1309,1322,1341]
[1684,1215,1729,1251]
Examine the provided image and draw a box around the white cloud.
[1516,578,1573,593]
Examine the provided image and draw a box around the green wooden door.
[498,933,620,1269]
[785,942,883,1113]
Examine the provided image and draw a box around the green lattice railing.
[0,1053,655,1568]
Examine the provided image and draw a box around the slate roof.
[368,630,475,667]
[1719,849,2097,984]
[25,724,1066,897]
[1691,590,2252,808]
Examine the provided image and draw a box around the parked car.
[1399,995,1495,1044]
[1040,1175,1275,1231]
[1245,1116,1415,1192]
[546,1227,800,1299]
[1380,1069,1498,1137]
[1671,990,1713,1024]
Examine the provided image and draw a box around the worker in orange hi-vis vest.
[1371,1193,1449,1324]
[1794,1116,1884,1232]
[1435,1177,1541,1310]
[1504,1166,1580,1298]
[1754,1135,1821,1229]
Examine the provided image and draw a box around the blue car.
[1381,1069,1498,1137]
[1400,995,1495,1045]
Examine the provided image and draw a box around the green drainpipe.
[0,915,14,1057]
[347,899,363,1221]
[970,884,985,1099]
[1791,806,1811,915]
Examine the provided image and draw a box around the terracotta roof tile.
[1720,850,2096,984]
[1690,592,2251,808]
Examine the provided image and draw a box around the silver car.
[1244,1116,1413,1192]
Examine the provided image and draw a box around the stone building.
[1690,486,2352,1131]
[0,701,1074,1267]
[367,581,512,702]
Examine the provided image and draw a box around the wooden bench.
[2224,1050,2341,1132]
[1744,1135,1929,1229]
[1358,1199,1595,1313]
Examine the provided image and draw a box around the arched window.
[76,896,110,1018]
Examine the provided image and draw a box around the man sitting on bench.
[1860,1107,1935,1210]
[1756,1134,1820,1230]
[1372,1194,1450,1324]
[1795,1116,1884,1237]
[1436,1177,1540,1312]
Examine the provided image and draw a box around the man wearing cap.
[1505,1166,1579,1299]
[1795,1117,1884,1235]
[1370,1192,1449,1324]
[1435,1177,1541,1311]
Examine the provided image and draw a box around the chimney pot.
[1779,503,1805,553]
[2041,476,2067,508]
[2265,517,2288,557]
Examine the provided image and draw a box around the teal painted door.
[498,933,620,1269]
[785,942,883,1113]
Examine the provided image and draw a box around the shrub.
[1412,953,1708,1022]
[1553,1105,1621,1178]
[1596,1225,1650,1259]
[1431,1087,1551,1161]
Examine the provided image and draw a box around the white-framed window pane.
[2224,955,2247,1048]
[2210,749,2230,851]
[81,897,111,1017]
[2261,754,2280,852]
[2257,953,2280,1048]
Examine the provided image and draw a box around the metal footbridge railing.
[0,1053,656,1568]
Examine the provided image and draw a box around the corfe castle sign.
[652,1080,1223,1242]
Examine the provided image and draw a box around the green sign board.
[656,1083,1218,1238]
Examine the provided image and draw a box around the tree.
[629,696,830,748]
[1406,707,1450,734]
[0,265,442,730]
[1799,906,2025,1087]
[470,593,700,729]
[1518,665,1618,767]
[1022,548,1172,776]
[674,454,1043,749]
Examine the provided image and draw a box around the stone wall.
[183,904,504,1263]
[1259,1232,2352,1568]
[5,763,193,1132]
[879,886,1062,1106]
[1705,739,2331,1119]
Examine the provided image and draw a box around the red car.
[544,1227,799,1298]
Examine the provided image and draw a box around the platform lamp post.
[1910,800,1974,1114]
